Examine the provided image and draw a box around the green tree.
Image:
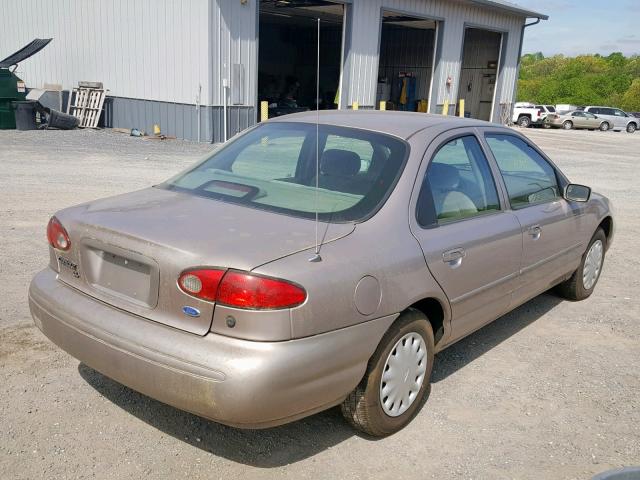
[621,79,640,111]
[517,53,639,110]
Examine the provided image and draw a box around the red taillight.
[178,268,306,309]
[178,269,225,301]
[46,216,71,251]
[217,271,306,309]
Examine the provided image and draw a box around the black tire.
[341,309,435,437]
[563,120,573,130]
[627,123,637,134]
[518,116,531,128]
[556,229,607,301]
[600,122,610,132]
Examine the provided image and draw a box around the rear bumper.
[29,268,397,428]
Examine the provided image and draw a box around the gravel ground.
[0,127,638,480]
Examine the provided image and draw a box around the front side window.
[546,106,556,112]
[417,136,500,225]
[161,122,407,222]
[614,109,628,117]
[485,134,560,209]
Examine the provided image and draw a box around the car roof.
[267,110,497,140]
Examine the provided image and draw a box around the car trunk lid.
[54,187,354,335]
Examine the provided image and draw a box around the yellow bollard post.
[352,101,359,110]
[459,99,465,118]
[442,100,449,116]
[260,101,268,122]
[379,101,386,111]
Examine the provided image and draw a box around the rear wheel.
[627,123,637,134]
[600,122,610,132]
[518,116,532,128]
[563,120,573,130]
[341,309,434,437]
[556,229,606,301]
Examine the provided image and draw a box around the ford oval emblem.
[182,306,200,318]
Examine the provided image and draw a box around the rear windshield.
[160,122,408,222]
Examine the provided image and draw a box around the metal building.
[0,0,546,143]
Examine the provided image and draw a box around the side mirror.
[564,184,591,202]
[594,115,599,119]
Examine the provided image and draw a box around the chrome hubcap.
[583,240,603,290]
[380,332,427,417]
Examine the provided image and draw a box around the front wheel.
[556,229,606,301]
[341,309,434,437]
[518,116,532,128]
[563,120,573,130]
[600,122,610,132]
[627,123,637,134]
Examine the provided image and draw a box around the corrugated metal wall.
[212,0,258,107]
[0,0,210,105]
[345,0,524,120]
[0,0,527,137]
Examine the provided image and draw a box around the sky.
[514,0,640,57]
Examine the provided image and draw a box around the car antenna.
[309,17,322,263]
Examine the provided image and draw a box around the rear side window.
[417,136,500,226]
[485,134,560,209]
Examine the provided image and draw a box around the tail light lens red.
[178,268,306,310]
[46,216,71,251]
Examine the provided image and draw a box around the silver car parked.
[582,106,638,133]
[29,111,614,436]
[545,110,608,131]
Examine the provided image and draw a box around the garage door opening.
[258,0,344,118]
[377,11,437,112]
[459,28,502,121]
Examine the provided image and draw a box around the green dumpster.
[0,69,27,129]
[0,38,52,129]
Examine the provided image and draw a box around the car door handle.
[442,248,465,268]
[527,224,542,239]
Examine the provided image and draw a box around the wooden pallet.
[66,84,108,128]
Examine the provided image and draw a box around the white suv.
[582,106,638,133]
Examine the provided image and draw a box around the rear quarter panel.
[252,128,451,340]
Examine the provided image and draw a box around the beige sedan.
[545,110,609,131]
[29,111,614,436]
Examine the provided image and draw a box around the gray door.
[612,108,631,129]
[411,132,522,341]
[570,111,589,129]
[483,132,586,303]
[583,112,600,128]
